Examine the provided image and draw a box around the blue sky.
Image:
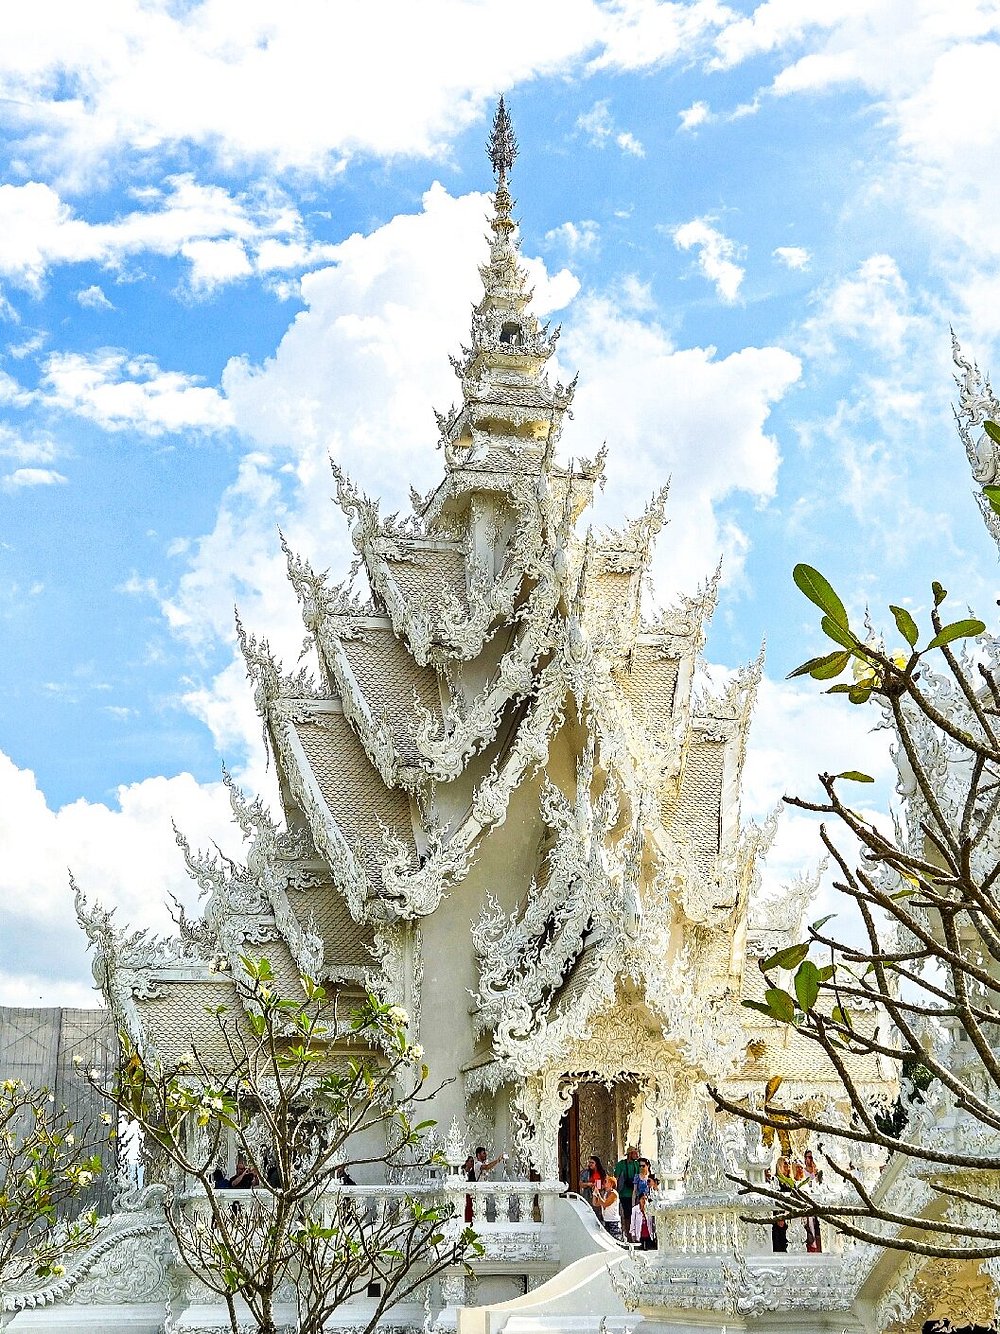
[2,0,1000,1005]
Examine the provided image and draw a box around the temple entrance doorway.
[557,1077,640,1194]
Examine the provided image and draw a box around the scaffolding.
[0,1005,118,1215]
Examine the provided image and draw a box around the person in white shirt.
[593,1174,622,1240]
[473,1145,504,1180]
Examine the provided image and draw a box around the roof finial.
[487,95,518,182]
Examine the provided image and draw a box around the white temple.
[7,101,964,1334]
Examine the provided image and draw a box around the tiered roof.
[78,102,813,1116]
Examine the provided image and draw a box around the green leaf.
[984,486,1000,518]
[793,564,849,628]
[831,1005,852,1030]
[742,999,776,1017]
[794,960,821,1013]
[820,615,856,649]
[761,942,810,972]
[985,420,1000,445]
[889,604,919,649]
[811,650,852,680]
[833,770,874,783]
[816,964,836,982]
[788,653,847,680]
[932,581,947,607]
[810,913,836,932]
[848,683,873,704]
[926,618,986,651]
[764,987,796,1023]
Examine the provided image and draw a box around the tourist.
[463,1154,476,1224]
[585,1154,605,1208]
[212,1167,231,1190]
[473,1145,505,1180]
[614,1145,641,1231]
[803,1149,822,1253]
[767,1155,795,1253]
[594,1173,622,1239]
[230,1151,259,1189]
[629,1160,654,1248]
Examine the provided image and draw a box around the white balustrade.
[653,1195,845,1259]
[178,1178,564,1264]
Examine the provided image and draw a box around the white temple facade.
[6,103,922,1334]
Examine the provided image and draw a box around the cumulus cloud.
[678,99,713,131]
[0,424,59,464]
[1,465,67,491]
[800,253,931,362]
[0,2,736,183]
[671,217,746,302]
[0,2,762,187]
[740,671,896,923]
[773,245,811,270]
[0,754,239,1003]
[0,175,336,296]
[560,295,801,593]
[75,283,113,309]
[576,99,645,156]
[544,219,601,259]
[36,350,235,435]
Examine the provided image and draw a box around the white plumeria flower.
[387,1005,409,1028]
[406,1043,425,1063]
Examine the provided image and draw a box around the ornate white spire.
[431,97,574,480]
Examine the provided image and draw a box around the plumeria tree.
[90,958,477,1334]
[710,560,1000,1259]
[0,1077,105,1324]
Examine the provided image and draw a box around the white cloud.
[800,253,931,362]
[741,671,896,924]
[76,283,113,309]
[0,752,239,1002]
[591,0,734,72]
[7,332,45,358]
[615,130,645,157]
[710,0,851,72]
[544,219,601,258]
[0,3,687,183]
[37,350,234,435]
[0,175,334,295]
[560,294,801,594]
[672,216,746,302]
[0,3,752,186]
[0,465,67,491]
[678,99,713,131]
[576,99,645,156]
[0,424,58,464]
[0,970,100,1009]
[773,245,811,270]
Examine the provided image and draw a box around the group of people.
[766,1149,822,1253]
[586,1145,658,1249]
